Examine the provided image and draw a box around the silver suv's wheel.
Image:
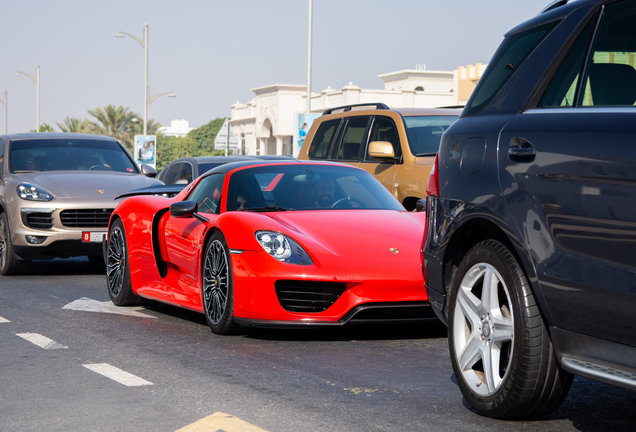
[448,239,572,419]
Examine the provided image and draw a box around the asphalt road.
[1,258,635,432]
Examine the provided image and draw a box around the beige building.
[230,65,456,156]
[453,63,488,106]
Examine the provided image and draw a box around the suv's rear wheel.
[448,239,572,419]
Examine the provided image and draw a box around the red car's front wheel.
[202,231,240,335]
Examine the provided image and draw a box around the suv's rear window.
[403,115,458,156]
[465,21,559,116]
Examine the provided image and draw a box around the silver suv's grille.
[60,209,113,228]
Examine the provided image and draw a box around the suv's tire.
[202,231,240,335]
[448,239,572,419]
[0,212,22,275]
[106,219,148,306]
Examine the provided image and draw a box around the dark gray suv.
[423,0,636,419]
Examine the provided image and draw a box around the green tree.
[87,105,140,152]
[56,117,97,134]
[30,123,56,133]
[187,118,226,154]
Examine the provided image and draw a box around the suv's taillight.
[426,153,440,197]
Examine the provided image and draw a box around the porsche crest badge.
[98,190,104,194]
[390,248,399,254]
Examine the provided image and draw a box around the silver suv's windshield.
[403,115,458,156]
[226,164,404,211]
[10,139,138,173]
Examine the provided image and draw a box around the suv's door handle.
[508,137,536,162]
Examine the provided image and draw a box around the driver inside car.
[313,177,336,208]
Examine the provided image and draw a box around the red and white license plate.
[82,232,106,243]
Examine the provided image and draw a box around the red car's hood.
[263,210,427,259]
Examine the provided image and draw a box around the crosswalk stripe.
[0,316,9,323]
[16,333,68,349]
[175,412,269,432]
[83,363,153,386]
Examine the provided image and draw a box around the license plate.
[82,232,106,243]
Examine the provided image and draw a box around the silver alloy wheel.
[0,217,6,270]
[453,263,515,396]
[203,239,229,325]
[107,226,125,297]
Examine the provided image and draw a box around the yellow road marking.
[176,412,269,432]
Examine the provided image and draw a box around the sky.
[1,0,553,134]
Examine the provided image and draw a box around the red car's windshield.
[227,164,404,211]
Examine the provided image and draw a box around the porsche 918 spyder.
[105,160,435,334]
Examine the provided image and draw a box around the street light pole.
[0,92,7,134]
[16,66,40,132]
[117,24,149,135]
[307,0,313,114]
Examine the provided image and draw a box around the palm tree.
[56,117,97,134]
[88,105,139,151]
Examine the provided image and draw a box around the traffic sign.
[214,119,238,155]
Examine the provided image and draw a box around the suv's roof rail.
[322,103,390,116]
[539,0,568,15]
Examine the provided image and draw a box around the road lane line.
[176,412,269,432]
[16,333,67,349]
[83,363,153,387]
[0,316,9,323]
[63,297,156,318]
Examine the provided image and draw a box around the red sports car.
[105,160,434,334]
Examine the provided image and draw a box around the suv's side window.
[161,163,182,185]
[580,1,636,107]
[0,139,4,177]
[365,116,401,162]
[308,119,341,159]
[176,163,193,184]
[540,1,636,108]
[330,117,369,161]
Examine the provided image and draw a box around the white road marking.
[176,412,269,432]
[63,297,156,318]
[16,333,67,349]
[0,316,9,323]
[83,363,153,387]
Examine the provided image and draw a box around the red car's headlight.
[255,230,313,265]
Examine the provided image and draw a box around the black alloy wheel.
[106,219,146,306]
[202,231,240,335]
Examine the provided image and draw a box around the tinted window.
[188,174,224,214]
[539,15,597,107]
[403,115,458,156]
[227,164,403,211]
[197,162,225,175]
[465,21,559,116]
[307,120,340,159]
[580,1,636,106]
[331,117,368,161]
[161,163,182,185]
[10,139,137,173]
[0,139,4,177]
[176,163,193,184]
[366,117,400,162]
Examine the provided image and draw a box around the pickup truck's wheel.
[448,239,572,419]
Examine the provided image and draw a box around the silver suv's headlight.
[17,183,54,201]
[255,230,313,265]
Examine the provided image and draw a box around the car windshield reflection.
[10,139,137,173]
[227,164,404,211]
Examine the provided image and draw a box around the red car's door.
[160,173,225,306]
